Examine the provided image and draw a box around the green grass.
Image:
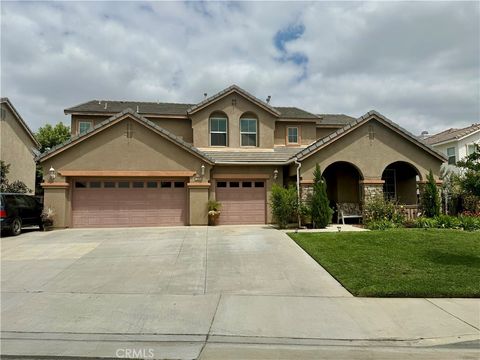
[289,229,480,297]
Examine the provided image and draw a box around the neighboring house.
[37,85,445,228]
[0,98,40,193]
[424,124,480,167]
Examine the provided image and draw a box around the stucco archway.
[381,161,420,205]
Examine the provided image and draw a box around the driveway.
[1,227,478,359]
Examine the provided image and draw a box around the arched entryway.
[381,161,421,205]
[323,162,364,221]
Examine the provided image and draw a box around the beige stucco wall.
[296,119,443,182]
[41,116,213,227]
[210,165,283,223]
[274,122,317,146]
[190,93,277,148]
[149,118,193,143]
[0,103,37,193]
[71,115,111,136]
[189,187,209,225]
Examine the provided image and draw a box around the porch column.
[360,179,384,204]
[187,182,211,225]
[41,182,71,228]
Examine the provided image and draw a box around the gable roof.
[37,108,214,164]
[65,100,192,117]
[275,107,318,120]
[290,110,447,163]
[186,84,281,117]
[316,114,356,126]
[0,98,40,148]
[424,123,480,146]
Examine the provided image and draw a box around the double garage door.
[72,179,187,228]
[215,180,266,225]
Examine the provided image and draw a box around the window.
[104,181,115,188]
[382,169,396,200]
[78,121,92,134]
[210,116,227,146]
[89,181,101,188]
[287,127,299,144]
[146,181,158,188]
[242,181,252,188]
[75,181,87,188]
[447,147,456,165]
[217,181,227,188]
[467,144,477,156]
[240,118,257,146]
[118,181,130,188]
[132,181,144,188]
[229,181,240,188]
[160,181,171,188]
[254,181,265,188]
[174,181,185,188]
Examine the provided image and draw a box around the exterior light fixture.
[337,226,342,232]
[201,164,205,176]
[273,169,279,180]
[49,166,56,181]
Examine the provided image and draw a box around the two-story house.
[424,124,480,168]
[1,98,40,193]
[37,85,445,228]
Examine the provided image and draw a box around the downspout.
[294,157,302,228]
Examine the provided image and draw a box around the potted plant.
[41,207,55,231]
[208,200,222,226]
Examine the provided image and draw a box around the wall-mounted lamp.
[273,169,279,180]
[49,166,56,181]
[201,164,205,177]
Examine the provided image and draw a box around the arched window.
[209,112,228,146]
[240,113,258,147]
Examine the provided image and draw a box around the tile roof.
[0,97,40,147]
[275,107,318,119]
[65,100,192,116]
[203,147,301,164]
[424,123,480,145]
[290,110,446,162]
[316,114,356,126]
[37,108,214,164]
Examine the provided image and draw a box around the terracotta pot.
[208,213,220,226]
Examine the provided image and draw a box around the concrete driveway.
[1,226,479,359]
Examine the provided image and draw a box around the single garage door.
[72,179,187,228]
[215,180,266,225]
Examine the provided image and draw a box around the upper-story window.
[79,121,93,134]
[210,114,228,146]
[240,114,258,147]
[467,143,477,156]
[287,127,299,144]
[446,147,456,165]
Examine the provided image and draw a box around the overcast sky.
[1,1,479,135]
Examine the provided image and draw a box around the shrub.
[270,184,298,229]
[421,170,440,217]
[364,197,405,226]
[414,217,439,229]
[309,164,333,228]
[367,219,400,230]
[458,215,480,231]
[435,214,461,229]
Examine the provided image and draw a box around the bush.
[413,215,480,231]
[435,214,461,229]
[414,217,439,229]
[421,170,440,217]
[364,197,405,227]
[458,215,480,231]
[270,184,298,229]
[309,164,333,228]
[367,219,401,230]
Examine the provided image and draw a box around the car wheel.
[11,217,22,236]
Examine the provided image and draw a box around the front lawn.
[289,229,480,297]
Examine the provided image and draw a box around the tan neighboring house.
[1,98,40,193]
[37,85,446,228]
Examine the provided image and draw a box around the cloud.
[1,1,478,135]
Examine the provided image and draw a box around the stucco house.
[424,124,480,167]
[37,85,445,228]
[1,98,40,193]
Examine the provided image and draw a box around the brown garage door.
[72,179,187,228]
[215,180,266,225]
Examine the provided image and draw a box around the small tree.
[421,170,440,217]
[310,164,333,228]
[456,144,480,197]
[0,161,31,193]
[35,122,70,152]
[270,184,298,229]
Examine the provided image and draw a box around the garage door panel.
[216,181,266,225]
[72,180,187,228]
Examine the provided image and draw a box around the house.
[424,124,480,167]
[37,85,445,228]
[0,98,40,193]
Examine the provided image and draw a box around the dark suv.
[0,193,43,236]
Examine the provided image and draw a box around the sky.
[1,1,479,135]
